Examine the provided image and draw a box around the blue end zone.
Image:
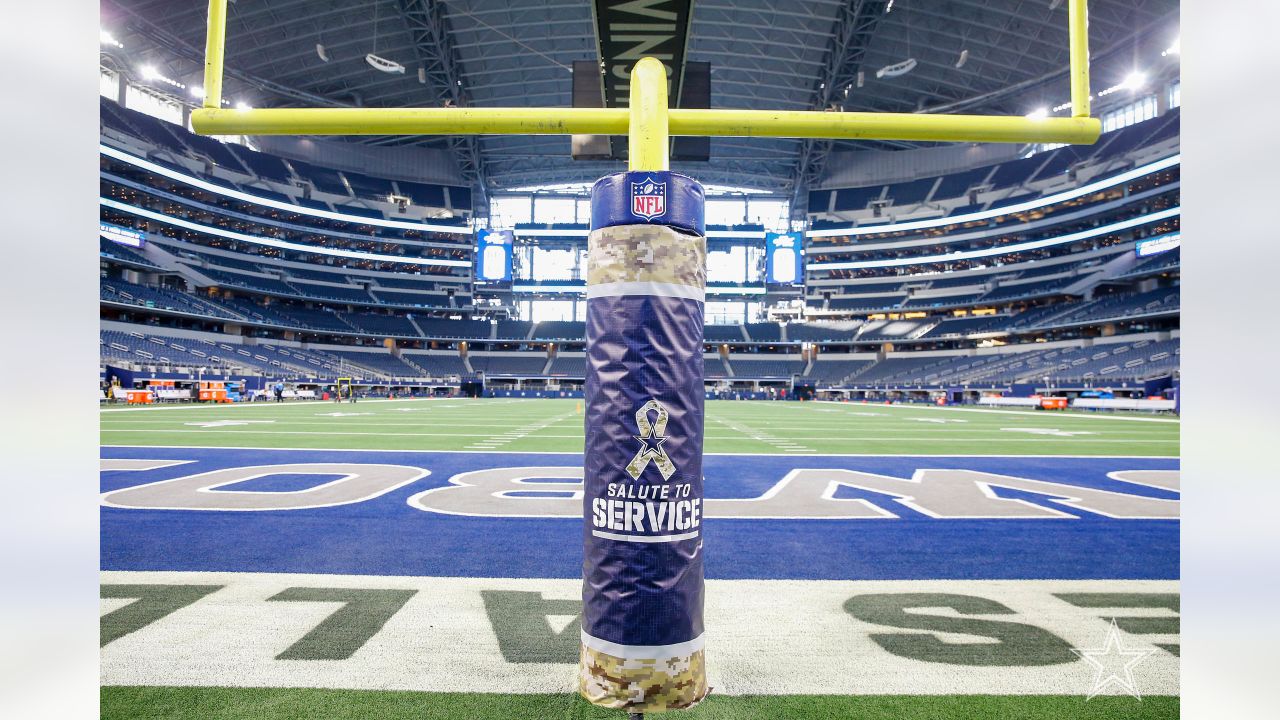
[101,447,1179,580]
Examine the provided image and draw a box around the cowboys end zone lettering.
[103,459,1177,520]
[101,448,1179,581]
[102,445,1177,579]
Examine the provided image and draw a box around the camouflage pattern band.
[580,644,710,711]
[580,171,709,712]
[586,223,707,290]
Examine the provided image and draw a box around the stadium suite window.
[707,247,745,283]
[1101,95,1158,134]
[747,199,789,232]
[706,301,749,325]
[124,85,183,126]
[525,247,582,281]
[706,199,747,227]
[100,68,119,100]
[526,300,583,323]
[533,197,577,224]
[490,196,533,226]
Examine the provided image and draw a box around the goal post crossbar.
[191,0,1099,172]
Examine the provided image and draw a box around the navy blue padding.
[590,171,705,236]
[582,294,706,647]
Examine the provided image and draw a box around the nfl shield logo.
[630,178,667,220]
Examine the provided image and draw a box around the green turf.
[101,397,1178,456]
[101,687,1178,719]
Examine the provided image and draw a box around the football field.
[101,399,1179,718]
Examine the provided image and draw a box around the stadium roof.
[100,0,1178,211]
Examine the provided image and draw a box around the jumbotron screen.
[764,231,803,287]
[476,228,514,285]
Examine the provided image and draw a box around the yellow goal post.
[191,0,1099,175]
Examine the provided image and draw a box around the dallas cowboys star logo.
[633,432,667,459]
[1075,619,1156,700]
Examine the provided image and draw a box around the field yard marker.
[182,420,275,428]
[713,417,816,454]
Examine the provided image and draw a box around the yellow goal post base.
[191,0,1099,175]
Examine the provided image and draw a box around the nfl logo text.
[630,177,667,219]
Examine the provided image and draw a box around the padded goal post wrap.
[579,171,710,711]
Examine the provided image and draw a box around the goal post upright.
[1069,0,1092,119]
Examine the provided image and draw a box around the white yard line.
[101,444,1178,459]
[712,417,817,454]
[460,411,580,451]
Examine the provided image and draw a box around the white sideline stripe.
[101,444,1177,459]
[100,458,193,472]
[581,630,705,659]
[591,530,700,543]
[99,429,1177,443]
[586,281,704,302]
[97,398,508,413]
[815,401,1180,423]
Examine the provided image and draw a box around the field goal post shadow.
[191,0,1101,173]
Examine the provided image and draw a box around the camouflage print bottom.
[578,643,710,712]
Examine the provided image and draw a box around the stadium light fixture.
[1162,37,1180,57]
[1097,71,1146,98]
[235,101,252,111]
[875,58,917,79]
[191,0,1101,151]
[139,64,186,90]
[366,54,406,75]
[1026,107,1049,120]
[190,85,204,99]
[100,30,123,48]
